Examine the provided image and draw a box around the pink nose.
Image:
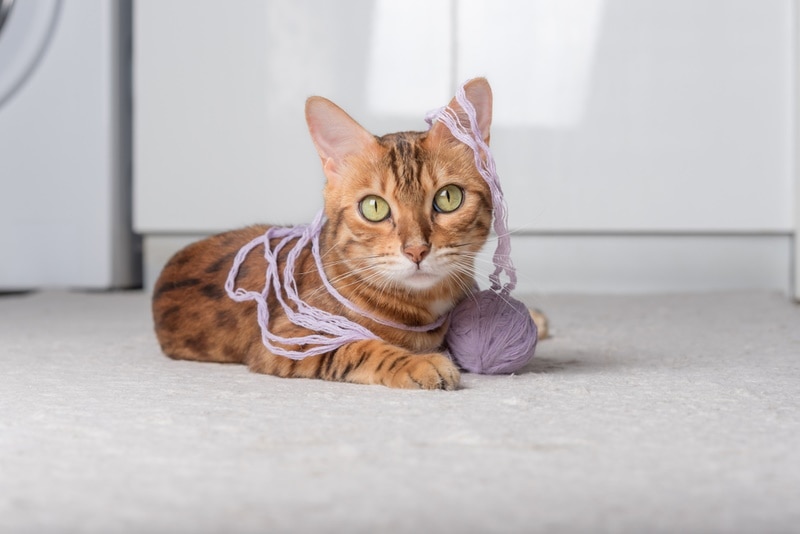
[403,243,430,264]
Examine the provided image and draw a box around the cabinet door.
[137,0,793,235]
[458,0,793,232]
[134,0,451,233]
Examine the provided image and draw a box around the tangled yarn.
[426,83,538,374]
[225,79,537,373]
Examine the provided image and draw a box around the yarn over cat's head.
[426,78,538,374]
[225,78,537,374]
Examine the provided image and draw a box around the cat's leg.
[249,339,461,390]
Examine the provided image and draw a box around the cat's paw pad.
[391,353,460,390]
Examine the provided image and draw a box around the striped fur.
[152,79,495,389]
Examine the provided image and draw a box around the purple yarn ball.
[446,290,538,374]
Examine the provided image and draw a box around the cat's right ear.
[305,97,377,185]
[428,77,493,146]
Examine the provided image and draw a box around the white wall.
[134,0,796,295]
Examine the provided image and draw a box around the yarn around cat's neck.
[225,81,513,359]
[225,209,448,360]
[225,214,379,359]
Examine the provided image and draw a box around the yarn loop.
[426,82,538,374]
[225,79,538,373]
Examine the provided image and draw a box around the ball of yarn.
[446,290,538,374]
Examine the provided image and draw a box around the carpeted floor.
[1,290,798,533]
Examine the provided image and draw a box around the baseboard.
[144,233,793,296]
[492,234,792,295]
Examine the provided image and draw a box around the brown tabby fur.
[153,79,499,390]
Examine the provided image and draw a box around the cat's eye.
[359,195,391,222]
[433,184,464,213]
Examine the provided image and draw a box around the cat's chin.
[401,272,443,291]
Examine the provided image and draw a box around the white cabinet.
[135,0,797,294]
[468,0,794,232]
[134,0,451,232]
[0,0,136,290]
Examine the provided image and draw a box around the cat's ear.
[305,97,377,184]
[429,77,493,145]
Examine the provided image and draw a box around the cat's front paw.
[388,353,460,390]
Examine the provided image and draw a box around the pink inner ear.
[462,79,493,142]
[322,157,338,179]
[306,97,377,181]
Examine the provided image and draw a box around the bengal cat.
[153,78,499,390]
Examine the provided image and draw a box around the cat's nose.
[403,243,430,265]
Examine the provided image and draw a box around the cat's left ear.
[305,97,378,185]
[429,77,493,145]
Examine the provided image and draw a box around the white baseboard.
[494,234,792,295]
[144,233,793,296]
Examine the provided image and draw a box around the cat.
[153,78,509,390]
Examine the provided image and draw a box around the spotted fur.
[152,79,497,389]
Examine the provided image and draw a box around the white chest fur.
[428,298,454,318]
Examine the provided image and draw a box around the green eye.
[433,184,464,213]
[359,195,391,222]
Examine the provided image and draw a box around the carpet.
[1,290,798,533]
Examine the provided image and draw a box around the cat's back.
[151,225,269,363]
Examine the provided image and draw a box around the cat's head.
[305,78,494,296]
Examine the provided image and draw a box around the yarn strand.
[225,213,380,359]
[226,79,523,364]
[425,86,517,296]
[225,209,447,360]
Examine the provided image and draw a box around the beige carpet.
[1,290,799,533]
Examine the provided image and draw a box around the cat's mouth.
[393,262,448,291]
[373,252,456,291]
